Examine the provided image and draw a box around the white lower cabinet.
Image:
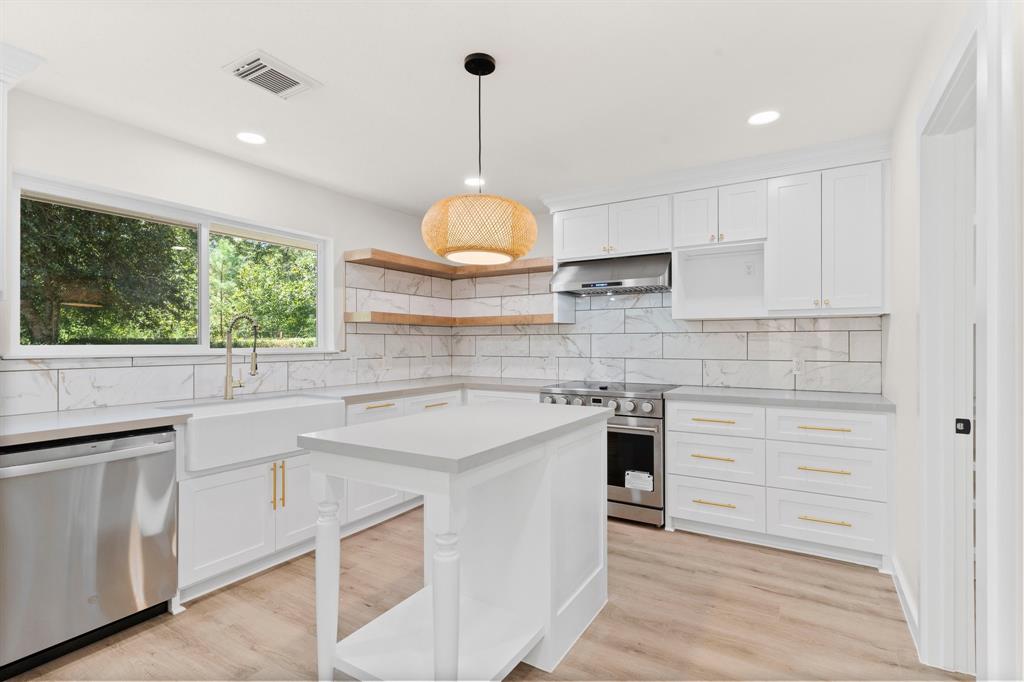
[347,482,405,522]
[766,488,886,555]
[275,454,320,549]
[665,475,766,533]
[666,399,892,566]
[666,431,765,485]
[179,455,307,587]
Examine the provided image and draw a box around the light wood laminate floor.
[17,508,967,681]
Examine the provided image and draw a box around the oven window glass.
[607,430,654,487]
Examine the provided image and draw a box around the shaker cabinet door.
[821,162,884,310]
[718,180,767,243]
[608,196,672,255]
[765,172,822,310]
[554,205,610,261]
[673,188,719,247]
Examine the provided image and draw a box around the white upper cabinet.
[554,205,609,261]
[608,196,672,255]
[821,163,883,310]
[765,172,822,311]
[718,180,767,243]
[554,197,670,262]
[673,188,718,247]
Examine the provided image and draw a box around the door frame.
[917,2,1022,678]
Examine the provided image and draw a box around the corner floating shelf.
[344,311,555,327]
[344,248,552,280]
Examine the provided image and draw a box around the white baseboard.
[891,556,921,660]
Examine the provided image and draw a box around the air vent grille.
[225,51,320,100]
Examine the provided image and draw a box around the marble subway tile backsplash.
[0,263,885,416]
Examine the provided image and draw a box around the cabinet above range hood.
[550,253,671,296]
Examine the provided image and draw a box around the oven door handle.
[608,425,660,434]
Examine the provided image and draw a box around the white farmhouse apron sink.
[163,395,345,472]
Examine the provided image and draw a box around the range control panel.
[540,394,663,418]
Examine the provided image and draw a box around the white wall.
[7,91,431,258]
[885,1,972,619]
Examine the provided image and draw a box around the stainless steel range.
[540,381,677,526]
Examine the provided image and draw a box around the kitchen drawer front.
[405,391,462,414]
[766,440,886,501]
[666,475,766,533]
[666,401,765,438]
[666,432,765,485]
[766,488,886,554]
[346,398,405,423]
[765,408,887,449]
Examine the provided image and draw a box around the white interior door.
[951,127,976,674]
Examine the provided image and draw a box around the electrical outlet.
[792,358,805,375]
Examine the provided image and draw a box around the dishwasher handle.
[0,442,175,479]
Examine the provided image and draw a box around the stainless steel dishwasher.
[0,427,177,675]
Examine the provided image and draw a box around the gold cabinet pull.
[692,417,736,425]
[365,402,396,410]
[424,401,449,409]
[798,425,852,433]
[692,498,736,509]
[280,460,286,508]
[691,453,736,463]
[271,462,277,510]
[798,465,852,475]
[798,514,852,527]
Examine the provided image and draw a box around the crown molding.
[0,43,44,87]
[541,134,891,213]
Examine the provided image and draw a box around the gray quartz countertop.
[663,385,895,413]
[0,376,554,447]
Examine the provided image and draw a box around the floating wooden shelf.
[344,311,555,327]
[344,248,552,280]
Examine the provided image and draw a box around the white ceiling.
[1,1,947,216]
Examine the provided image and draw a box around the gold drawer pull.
[691,453,736,463]
[692,498,736,509]
[798,465,852,475]
[692,417,737,425]
[365,402,396,410]
[280,460,286,508]
[798,514,852,527]
[424,401,449,409]
[798,425,852,433]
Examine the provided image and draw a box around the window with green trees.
[209,228,318,349]
[16,193,322,350]
[19,195,199,345]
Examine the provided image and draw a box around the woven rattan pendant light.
[421,53,537,265]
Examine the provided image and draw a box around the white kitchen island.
[298,402,612,681]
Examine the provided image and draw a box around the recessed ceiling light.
[236,131,266,145]
[464,177,485,187]
[747,110,780,126]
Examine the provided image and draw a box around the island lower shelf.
[334,586,544,681]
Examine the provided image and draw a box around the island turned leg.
[432,532,460,680]
[315,497,342,681]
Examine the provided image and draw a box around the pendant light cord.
[477,74,483,194]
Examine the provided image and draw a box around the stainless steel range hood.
[550,253,671,296]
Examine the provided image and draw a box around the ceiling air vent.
[224,50,320,100]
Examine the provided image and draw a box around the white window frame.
[3,174,334,357]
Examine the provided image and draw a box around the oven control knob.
[607,400,619,410]
[640,401,654,413]
[555,396,568,405]
[571,397,584,406]
[542,396,553,404]
[622,400,636,412]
